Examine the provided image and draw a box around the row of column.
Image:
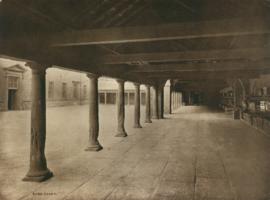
[171,91,182,110]
[23,63,170,182]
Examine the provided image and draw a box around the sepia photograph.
[0,0,270,199]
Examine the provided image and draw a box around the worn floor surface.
[0,105,270,200]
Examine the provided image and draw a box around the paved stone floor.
[1,105,270,200]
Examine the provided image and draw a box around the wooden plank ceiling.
[0,0,270,90]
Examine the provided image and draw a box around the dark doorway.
[8,89,17,110]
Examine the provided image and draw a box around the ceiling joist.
[100,48,270,64]
[50,17,270,46]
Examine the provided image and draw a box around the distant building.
[0,59,146,111]
[219,75,270,113]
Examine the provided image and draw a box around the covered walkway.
[1,106,270,200]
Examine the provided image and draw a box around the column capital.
[26,62,50,74]
[87,73,100,79]
[116,79,125,84]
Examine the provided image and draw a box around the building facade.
[0,59,148,111]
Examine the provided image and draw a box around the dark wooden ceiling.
[1,0,270,90]
[1,0,269,34]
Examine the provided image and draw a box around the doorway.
[8,89,17,110]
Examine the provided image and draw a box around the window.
[7,76,19,89]
[62,82,67,99]
[99,93,105,104]
[124,92,128,105]
[48,81,54,99]
[260,101,266,111]
[106,92,116,104]
[129,92,135,105]
[73,81,80,99]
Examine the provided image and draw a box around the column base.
[145,119,152,123]
[23,169,53,182]
[115,131,128,137]
[133,124,142,128]
[85,143,103,151]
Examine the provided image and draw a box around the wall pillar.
[134,83,142,128]
[145,85,152,123]
[23,62,53,182]
[115,79,127,137]
[85,73,102,151]
[151,85,159,119]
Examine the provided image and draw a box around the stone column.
[23,63,53,182]
[177,92,180,107]
[85,73,103,151]
[158,85,164,119]
[174,92,177,108]
[134,83,142,128]
[171,92,175,110]
[233,81,240,120]
[164,84,172,114]
[177,92,180,108]
[152,85,159,119]
[145,85,152,123]
[169,87,172,114]
[115,79,127,137]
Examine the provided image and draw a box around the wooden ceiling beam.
[50,17,270,46]
[137,70,262,80]
[100,48,270,64]
[129,60,270,73]
[102,0,141,27]
[115,3,148,26]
